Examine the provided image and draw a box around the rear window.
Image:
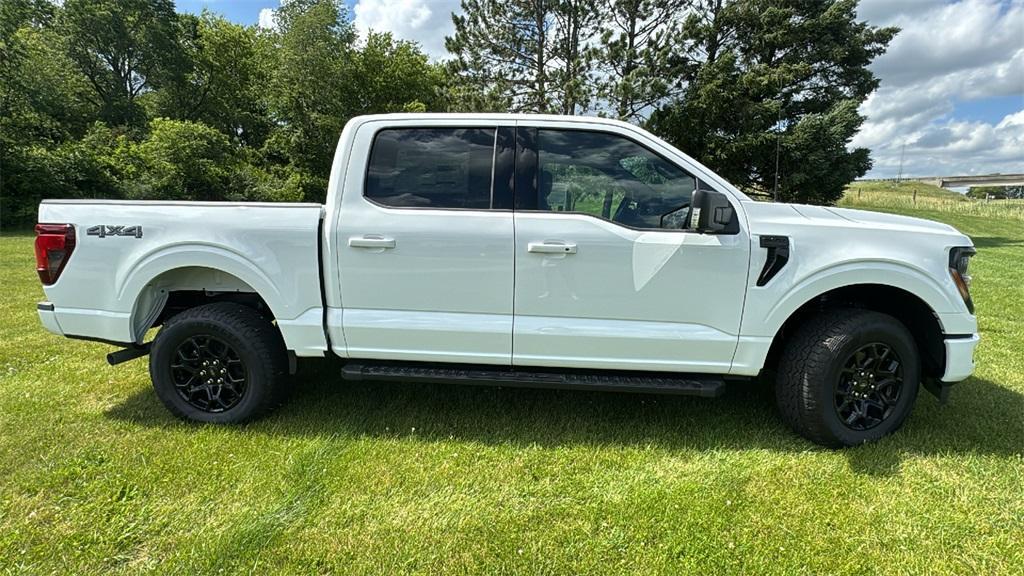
[365,128,495,209]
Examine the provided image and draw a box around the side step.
[340,362,725,397]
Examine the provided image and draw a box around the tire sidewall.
[816,317,920,445]
[150,315,270,424]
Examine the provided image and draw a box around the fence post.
[913,190,917,205]
[858,188,862,199]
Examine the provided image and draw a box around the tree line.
[967,186,1024,200]
[0,0,895,226]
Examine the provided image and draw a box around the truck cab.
[35,114,980,447]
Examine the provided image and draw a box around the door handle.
[349,235,396,249]
[527,241,577,254]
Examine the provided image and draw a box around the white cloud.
[867,0,1022,86]
[352,0,460,60]
[854,0,1024,178]
[886,112,1022,176]
[998,108,1024,129]
[258,7,276,30]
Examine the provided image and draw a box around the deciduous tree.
[61,0,184,127]
[152,13,272,148]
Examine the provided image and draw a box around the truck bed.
[37,200,327,356]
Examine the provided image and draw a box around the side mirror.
[690,189,739,234]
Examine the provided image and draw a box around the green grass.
[2,192,1023,574]
[843,181,1024,222]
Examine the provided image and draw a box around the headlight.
[949,246,976,313]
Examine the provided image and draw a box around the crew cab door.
[333,121,515,364]
[512,124,750,373]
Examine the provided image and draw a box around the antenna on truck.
[773,103,782,202]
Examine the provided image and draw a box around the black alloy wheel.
[834,342,904,431]
[171,335,247,412]
[775,309,920,447]
[150,302,288,424]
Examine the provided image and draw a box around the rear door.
[511,123,750,373]
[334,120,516,364]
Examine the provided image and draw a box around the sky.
[176,0,1024,179]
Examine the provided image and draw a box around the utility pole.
[896,143,906,184]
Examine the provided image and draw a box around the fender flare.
[117,242,290,339]
[759,260,959,337]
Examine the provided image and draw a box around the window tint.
[537,130,697,229]
[366,128,495,209]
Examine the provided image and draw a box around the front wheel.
[775,309,920,447]
[149,302,288,423]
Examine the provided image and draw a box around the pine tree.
[550,0,599,114]
[649,0,896,204]
[446,0,558,113]
[595,0,687,121]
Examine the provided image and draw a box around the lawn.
[2,188,1023,574]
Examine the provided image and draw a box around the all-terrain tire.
[775,309,920,447]
[149,302,289,423]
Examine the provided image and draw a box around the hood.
[743,201,965,239]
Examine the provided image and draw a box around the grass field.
[842,180,1024,222]
[2,186,1023,574]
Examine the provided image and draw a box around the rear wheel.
[149,302,288,423]
[775,309,920,447]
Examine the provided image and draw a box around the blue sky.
[175,0,276,25]
[177,0,1023,178]
[952,95,1024,125]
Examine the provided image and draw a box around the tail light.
[35,224,76,285]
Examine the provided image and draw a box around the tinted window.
[366,128,495,209]
[537,130,697,229]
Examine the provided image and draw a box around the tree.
[595,0,687,121]
[262,0,358,200]
[60,0,184,128]
[967,186,1024,200]
[2,1,95,141]
[128,118,239,201]
[648,0,896,204]
[262,0,443,201]
[446,0,559,113]
[151,13,272,148]
[350,31,445,114]
[1,0,103,225]
[550,0,599,114]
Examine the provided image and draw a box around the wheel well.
[764,284,946,379]
[133,267,275,340]
[154,290,273,327]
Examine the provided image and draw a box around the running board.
[340,362,726,397]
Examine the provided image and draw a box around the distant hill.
[849,180,963,199]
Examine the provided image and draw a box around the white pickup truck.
[35,114,979,447]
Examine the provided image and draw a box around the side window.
[536,129,697,229]
[366,128,495,209]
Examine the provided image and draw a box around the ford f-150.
[34,114,980,447]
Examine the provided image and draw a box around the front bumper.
[942,333,980,382]
[37,302,64,336]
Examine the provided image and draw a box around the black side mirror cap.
[691,189,739,234]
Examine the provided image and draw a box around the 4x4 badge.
[87,225,143,238]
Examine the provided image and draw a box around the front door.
[335,123,516,365]
[512,125,750,373]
